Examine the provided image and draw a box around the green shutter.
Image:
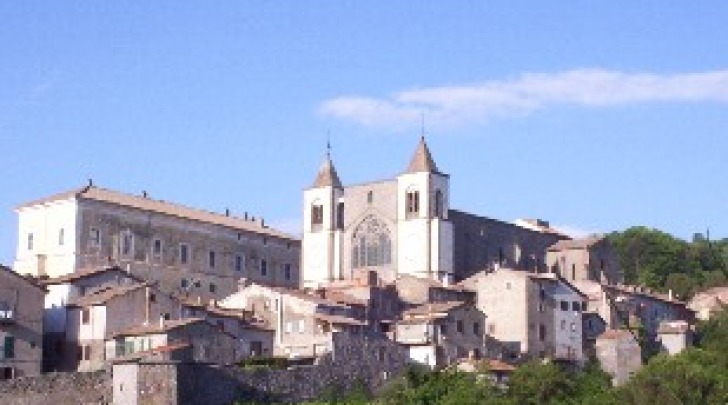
[4,336,14,359]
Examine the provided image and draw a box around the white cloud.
[319,69,728,129]
[551,224,602,239]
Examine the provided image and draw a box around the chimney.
[142,190,148,198]
[225,208,230,217]
[87,178,93,187]
[159,314,165,329]
[244,212,249,220]
[144,286,151,326]
[668,289,673,300]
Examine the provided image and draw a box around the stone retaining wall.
[119,334,409,404]
[0,369,111,405]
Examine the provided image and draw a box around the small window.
[298,319,305,334]
[336,202,344,230]
[210,283,217,293]
[3,336,15,359]
[285,321,293,334]
[260,259,268,276]
[434,189,443,217]
[235,255,244,272]
[456,320,464,334]
[180,278,189,289]
[582,302,588,311]
[440,324,448,335]
[89,228,100,247]
[571,263,576,280]
[560,301,569,311]
[81,308,91,325]
[179,244,190,265]
[488,324,496,334]
[27,233,34,251]
[473,322,481,335]
[152,239,162,256]
[58,228,65,246]
[208,251,216,268]
[377,346,386,361]
[284,263,292,280]
[149,293,156,303]
[572,301,581,311]
[82,345,91,361]
[121,232,133,256]
[311,204,324,228]
[538,324,547,341]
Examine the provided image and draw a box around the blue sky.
[1,2,727,265]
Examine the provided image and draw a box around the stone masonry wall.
[0,369,111,405]
[122,333,409,404]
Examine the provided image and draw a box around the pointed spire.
[405,136,440,174]
[312,142,342,188]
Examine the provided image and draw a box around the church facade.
[302,139,571,288]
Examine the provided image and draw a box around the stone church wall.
[450,210,566,281]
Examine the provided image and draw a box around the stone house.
[395,301,486,369]
[574,280,694,352]
[393,274,475,306]
[14,184,301,302]
[546,236,621,285]
[688,286,728,320]
[319,273,402,335]
[459,269,587,363]
[63,282,180,372]
[219,282,366,358]
[106,318,242,364]
[39,265,142,371]
[179,300,275,357]
[595,329,642,386]
[656,320,692,355]
[301,138,570,289]
[0,265,45,379]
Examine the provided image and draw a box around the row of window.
[309,188,445,231]
[26,228,66,250]
[440,320,481,336]
[560,300,587,312]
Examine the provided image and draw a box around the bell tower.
[302,147,344,288]
[396,137,453,283]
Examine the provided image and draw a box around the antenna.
[420,111,426,139]
[326,130,332,158]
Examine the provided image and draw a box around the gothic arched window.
[406,188,420,219]
[351,215,392,268]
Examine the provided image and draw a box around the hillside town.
[0,139,710,404]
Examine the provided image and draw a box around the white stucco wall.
[15,199,79,277]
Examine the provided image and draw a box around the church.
[302,138,574,288]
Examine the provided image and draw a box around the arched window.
[351,215,392,268]
[405,188,419,219]
[434,189,443,217]
[311,201,323,231]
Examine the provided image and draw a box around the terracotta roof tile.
[17,185,298,241]
[402,301,466,318]
[68,282,150,307]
